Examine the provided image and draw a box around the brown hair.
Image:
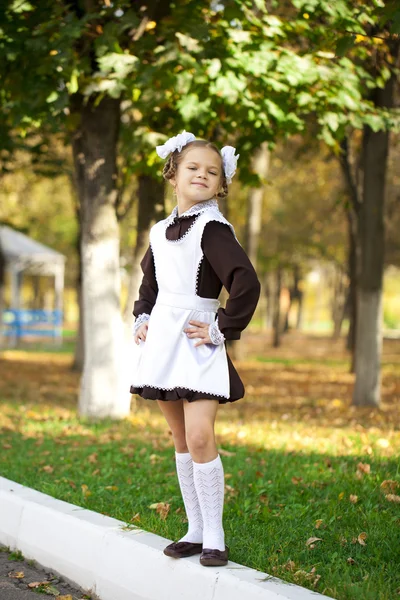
[162,140,228,199]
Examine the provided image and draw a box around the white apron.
[130,208,234,399]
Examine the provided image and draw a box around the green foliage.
[0,0,399,183]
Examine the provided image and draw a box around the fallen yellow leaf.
[380,480,399,493]
[149,502,170,520]
[357,532,367,546]
[130,513,141,523]
[349,494,358,504]
[8,571,24,579]
[315,519,323,529]
[356,463,371,477]
[306,537,322,547]
[385,494,400,503]
[331,399,344,408]
[81,484,91,498]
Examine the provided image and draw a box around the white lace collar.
[165,199,219,227]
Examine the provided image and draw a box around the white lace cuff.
[208,318,225,345]
[133,313,150,335]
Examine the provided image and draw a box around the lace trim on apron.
[163,199,220,245]
[164,219,198,245]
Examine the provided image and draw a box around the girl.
[130,131,260,567]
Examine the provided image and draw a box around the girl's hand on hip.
[134,323,148,345]
[184,320,211,347]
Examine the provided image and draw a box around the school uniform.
[130,198,260,403]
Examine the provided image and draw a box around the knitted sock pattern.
[193,455,225,551]
[175,452,203,544]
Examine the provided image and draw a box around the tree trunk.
[294,265,304,330]
[346,206,358,371]
[72,95,130,419]
[332,267,346,339]
[262,271,271,331]
[284,264,303,333]
[245,142,270,267]
[73,282,85,372]
[338,136,361,371]
[283,289,291,334]
[352,68,396,407]
[273,266,282,348]
[72,216,84,372]
[123,174,165,327]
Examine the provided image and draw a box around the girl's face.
[171,146,223,204]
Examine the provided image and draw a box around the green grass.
[1,339,399,600]
[2,340,76,354]
[0,412,399,600]
[255,356,400,369]
[8,549,24,561]
[255,355,351,367]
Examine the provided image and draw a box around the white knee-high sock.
[175,452,203,544]
[193,455,225,551]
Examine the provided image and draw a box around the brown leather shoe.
[200,546,229,567]
[163,541,203,558]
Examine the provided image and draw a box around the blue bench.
[2,309,63,343]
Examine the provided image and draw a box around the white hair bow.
[221,146,239,184]
[156,130,196,159]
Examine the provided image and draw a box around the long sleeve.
[133,245,159,318]
[202,221,261,340]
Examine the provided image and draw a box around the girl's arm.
[132,246,158,332]
[202,221,261,340]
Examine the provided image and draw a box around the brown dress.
[131,210,260,403]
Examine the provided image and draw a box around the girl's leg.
[157,399,187,452]
[183,399,219,463]
[157,400,203,544]
[184,400,226,553]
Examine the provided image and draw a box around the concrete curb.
[0,476,332,600]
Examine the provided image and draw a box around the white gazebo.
[0,226,66,343]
